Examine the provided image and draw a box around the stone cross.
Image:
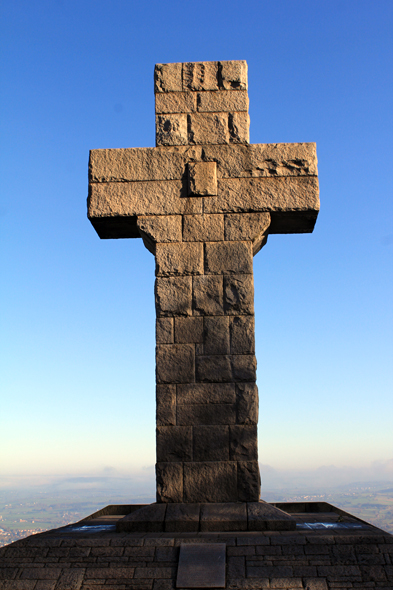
[88,60,319,505]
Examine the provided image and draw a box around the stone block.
[193,426,229,461]
[174,317,203,344]
[224,212,271,241]
[155,63,183,93]
[188,162,217,196]
[230,316,255,354]
[155,91,196,114]
[156,426,192,462]
[219,60,248,90]
[203,316,230,355]
[192,275,224,315]
[89,146,185,183]
[177,404,236,426]
[200,503,247,532]
[116,503,167,533]
[156,344,195,383]
[224,274,254,315]
[183,62,219,91]
[236,383,259,424]
[231,354,257,381]
[250,142,318,177]
[188,113,229,145]
[137,215,182,250]
[89,179,202,221]
[156,462,183,503]
[156,317,174,344]
[156,384,176,426]
[156,114,188,146]
[177,383,236,405]
[247,501,296,531]
[203,177,320,219]
[183,462,238,502]
[155,276,192,317]
[230,425,258,460]
[156,242,203,276]
[197,90,249,113]
[195,355,232,382]
[238,462,260,503]
[165,504,200,533]
[183,214,224,242]
[205,241,253,275]
[229,112,249,143]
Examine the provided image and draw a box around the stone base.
[116,500,296,533]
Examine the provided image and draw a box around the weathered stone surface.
[156,462,183,502]
[224,274,254,315]
[236,383,259,424]
[229,112,250,144]
[231,354,257,382]
[195,355,232,382]
[192,275,224,315]
[174,317,203,344]
[155,91,196,114]
[138,215,182,244]
[205,241,253,275]
[188,162,217,196]
[156,344,195,383]
[88,180,202,219]
[156,426,192,462]
[230,316,255,354]
[203,316,230,355]
[183,462,238,503]
[89,147,184,183]
[204,177,320,221]
[89,142,317,183]
[188,113,229,145]
[230,425,258,460]
[165,504,200,533]
[156,242,203,276]
[224,212,270,242]
[155,63,183,93]
[200,503,247,532]
[193,426,229,461]
[238,462,260,503]
[219,60,248,90]
[156,114,188,146]
[156,384,176,426]
[177,403,236,426]
[183,214,224,242]
[156,317,174,344]
[197,90,248,113]
[155,276,192,317]
[183,62,219,91]
[177,383,236,405]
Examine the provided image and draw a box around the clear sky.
[1,0,392,494]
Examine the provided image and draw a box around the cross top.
[88,61,319,505]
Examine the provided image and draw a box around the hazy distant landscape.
[1,473,392,547]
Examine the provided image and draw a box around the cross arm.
[87,142,319,239]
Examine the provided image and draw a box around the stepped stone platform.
[1,502,392,590]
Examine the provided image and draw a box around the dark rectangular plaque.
[176,543,226,588]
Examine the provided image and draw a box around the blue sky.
[1,0,392,495]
